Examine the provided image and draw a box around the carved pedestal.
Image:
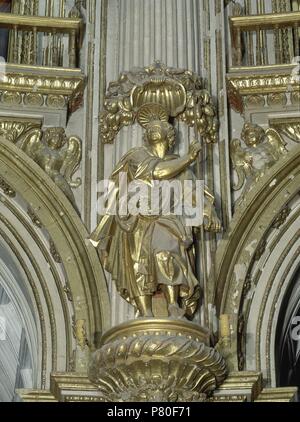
[88,319,227,402]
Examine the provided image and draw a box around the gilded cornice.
[230,11,300,31]
[0,64,85,111]
[255,388,298,402]
[214,371,263,402]
[0,12,83,34]
[16,371,297,402]
[227,65,299,114]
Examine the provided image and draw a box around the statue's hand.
[203,203,222,233]
[188,140,202,162]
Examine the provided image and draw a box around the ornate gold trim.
[0,64,85,112]
[227,65,299,114]
[16,371,297,402]
[16,390,57,402]
[230,11,300,31]
[0,117,42,143]
[270,117,300,143]
[50,373,102,402]
[100,62,218,144]
[215,371,262,401]
[255,388,298,402]
[100,318,210,346]
[0,12,83,33]
[89,319,227,402]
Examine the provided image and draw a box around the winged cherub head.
[241,122,265,148]
[44,127,67,150]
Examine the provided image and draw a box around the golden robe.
[91,146,200,314]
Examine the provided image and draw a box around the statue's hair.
[144,120,175,149]
[44,127,67,146]
[44,127,65,136]
[241,122,265,145]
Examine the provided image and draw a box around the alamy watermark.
[291,317,300,341]
[97,174,205,227]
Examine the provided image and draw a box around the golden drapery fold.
[91,146,205,316]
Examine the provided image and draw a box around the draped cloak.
[90,146,201,315]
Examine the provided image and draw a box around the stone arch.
[213,145,300,385]
[0,137,110,387]
[275,268,300,390]
[0,260,38,401]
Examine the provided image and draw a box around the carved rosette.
[89,319,227,402]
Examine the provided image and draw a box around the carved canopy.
[99,62,219,145]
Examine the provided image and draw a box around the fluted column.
[101,0,231,327]
[105,0,204,171]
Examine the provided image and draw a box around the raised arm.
[153,141,202,180]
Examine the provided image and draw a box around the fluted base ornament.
[89,319,227,402]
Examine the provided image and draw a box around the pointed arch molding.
[0,138,110,375]
[213,144,300,380]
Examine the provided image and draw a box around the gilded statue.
[90,107,221,319]
[231,122,288,193]
[17,127,82,206]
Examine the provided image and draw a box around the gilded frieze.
[0,65,85,113]
[227,66,300,114]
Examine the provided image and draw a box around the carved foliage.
[100,62,218,144]
[0,120,41,143]
[271,120,300,144]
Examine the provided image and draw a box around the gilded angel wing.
[17,128,42,157]
[230,138,253,191]
[61,136,82,188]
[265,128,288,160]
